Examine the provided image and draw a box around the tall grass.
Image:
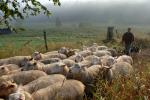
[93,49,150,100]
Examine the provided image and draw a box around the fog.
[14,0,150,28]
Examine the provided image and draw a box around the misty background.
[11,0,150,34]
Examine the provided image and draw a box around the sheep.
[22,60,45,71]
[78,60,92,68]
[0,80,17,98]
[0,56,32,67]
[99,62,134,82]
[83,43,98,52]
[31,51,67,60]
[78,56,101,68]
[100,55,116,67]
[78,50,93,57]
[9,89,33,100]
[0,64,19,71]
[111,62,133,77]
[116,55,133,65]
[22,60,69,75]
[106,48,118,57]
[69,63,101,84]
[40,58,61,64]
[62,59,75,67]
[0,67,22,77]
[84,55,101,65]
[0,70,47,85]
[58,47,76,57]
[44,51,58,55]
[68,54,84,63]
[58,47,69,55]
[87,46,97,52]
[0,64,20,76]
[22,74,66,94]
[97,45,108,50]
[32,80,85,100]
[93,50,111,57]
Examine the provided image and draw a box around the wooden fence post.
[107,26,114,41]
[43,30,48,52]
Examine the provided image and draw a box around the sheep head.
[31,51,42,60]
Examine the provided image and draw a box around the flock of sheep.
[0,43,134,100]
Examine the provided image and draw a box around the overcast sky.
[14,0,150,27]
[41,0,149,4]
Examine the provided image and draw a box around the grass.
[93,52,150,100]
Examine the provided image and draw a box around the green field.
[0,26,150,58]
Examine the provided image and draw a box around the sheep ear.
[33,62,37,66]
[10,79,15,83]
[8,84,15,89]
[61,64,66,67]
[114,57,118,59]
[1,67,5,70]
[81,67,86,71]
[29,57,33,61]
[20,68,24,71]
[75,52,78,55]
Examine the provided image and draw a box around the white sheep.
[99,62,134,82]
[78,60,92,68]
[86,43,98,52]
[78,50,93,57]
[116,55,133,65]
[83,43,98,52]
[31,51,67,60]
[100,55,116,67]
[44,50,58,55]
[107,48,118,57]
[0,56,31,67]
[22,60,69,75]
[69,63,101,84]
[0,80,18,98]
[58,47,68,54]
[0,70,47,85]
[78,56,101,68]
[58,47,76,57]
[97,45,108,50]
[84,55,101,65]
[9,89,33,100]
[93,50,111,57]
[62,59,75,67]
[32,80,85,100]
[22,74,66,94]
[40,58,61,64]
[0,64,20,76]
[68,54,84,63]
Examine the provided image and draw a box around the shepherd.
[122,28,134,55]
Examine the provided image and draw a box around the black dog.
[130,46,140,53]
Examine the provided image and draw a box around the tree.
[0,0,61,28]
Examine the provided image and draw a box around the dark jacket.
[122,32,134,44]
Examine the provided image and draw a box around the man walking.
[122,28,134,55]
